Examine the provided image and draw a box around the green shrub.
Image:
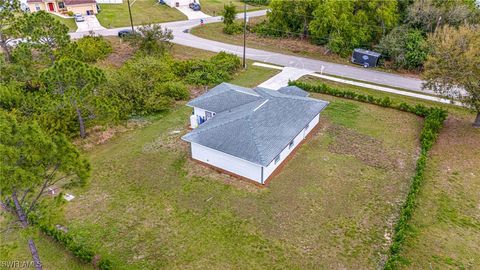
[222,3,242,35]
[145,92,174,113]
[156,81,190,101]
[105,56,177,115]
[378,26,428,70]
[0,82,24,110]
[176,52,241,86]
[67,11,74,17]
[223,23,243,35]
[28,212,115,268]
[76,35,113,62]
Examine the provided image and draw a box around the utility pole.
[127,0,134,32]
[243,1,247,69]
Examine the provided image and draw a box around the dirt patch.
[142,127,189,153]
[189,85,210,99]
[327,123,409,170]
[74,119,148,151]
[97,37,135,68]
[185,158,262,193]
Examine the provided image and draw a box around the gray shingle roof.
[277,86,309,97]
[182,84,328,166]
[187,83,261,113]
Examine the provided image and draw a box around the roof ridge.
[245,114,268,165]
[184,99,263,137]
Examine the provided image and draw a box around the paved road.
[70,10,426,93]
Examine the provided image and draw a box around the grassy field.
[200,0,266,17]
[191,17,420,77]
[0,42,279,269]
[298,76,480,269]
[53,15,77,32]
[97,0,186,28]
[54,87,422,269]
[0,215,90,269]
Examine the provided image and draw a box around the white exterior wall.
[193,107,207,118]
[191,142,263,183]
[191,107,215,128]
[262,114,320,181]
[164,0,195,7]
[96,0,122,4]
[66,3,98,14]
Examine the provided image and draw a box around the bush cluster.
[223,23,243,35]
[290,80,447,269]
[28,213,113,269]
[76,35,113,63]
[174,52,241,86]
[104,52,240,116]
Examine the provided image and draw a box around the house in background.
[182,83,329,185]
[27,0,98,15]
[163,0,198,8]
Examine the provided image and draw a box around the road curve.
[70,10,427,93]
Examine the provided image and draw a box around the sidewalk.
[253,63,462,106]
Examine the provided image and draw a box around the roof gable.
[187,82,261,113]
[277,86,309,97]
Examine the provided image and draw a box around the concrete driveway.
[76,15,106,33]
[258,66,314,90]
[175,6,210,20]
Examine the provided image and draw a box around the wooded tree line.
[0,2,242,267]
[250,0,479,70]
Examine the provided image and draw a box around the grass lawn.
[397,116,480,269]
[0,216,90,269]
[298,76,480,269]
[56,86,422,268]
[53,16,77,32]
[191,17,419,77]
[200,0,266,17]
[97,0,186,29]
[0,42,278,269]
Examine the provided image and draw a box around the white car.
[74,13,85,22]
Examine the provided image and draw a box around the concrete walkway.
[258,66,314,90]
[76,15,106,32]
[175,6,211,20]
[253,62,462,106]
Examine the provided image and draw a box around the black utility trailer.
[351,49,381,68]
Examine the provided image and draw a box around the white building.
[182,83,329,185]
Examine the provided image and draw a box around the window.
[274,154,281,165]
[288,140,294,149]
[58,2,65,8]
[35,4,40,10]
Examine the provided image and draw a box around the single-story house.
[163,0,198,8]
[27,0,98,15]
[182,83,329,185]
